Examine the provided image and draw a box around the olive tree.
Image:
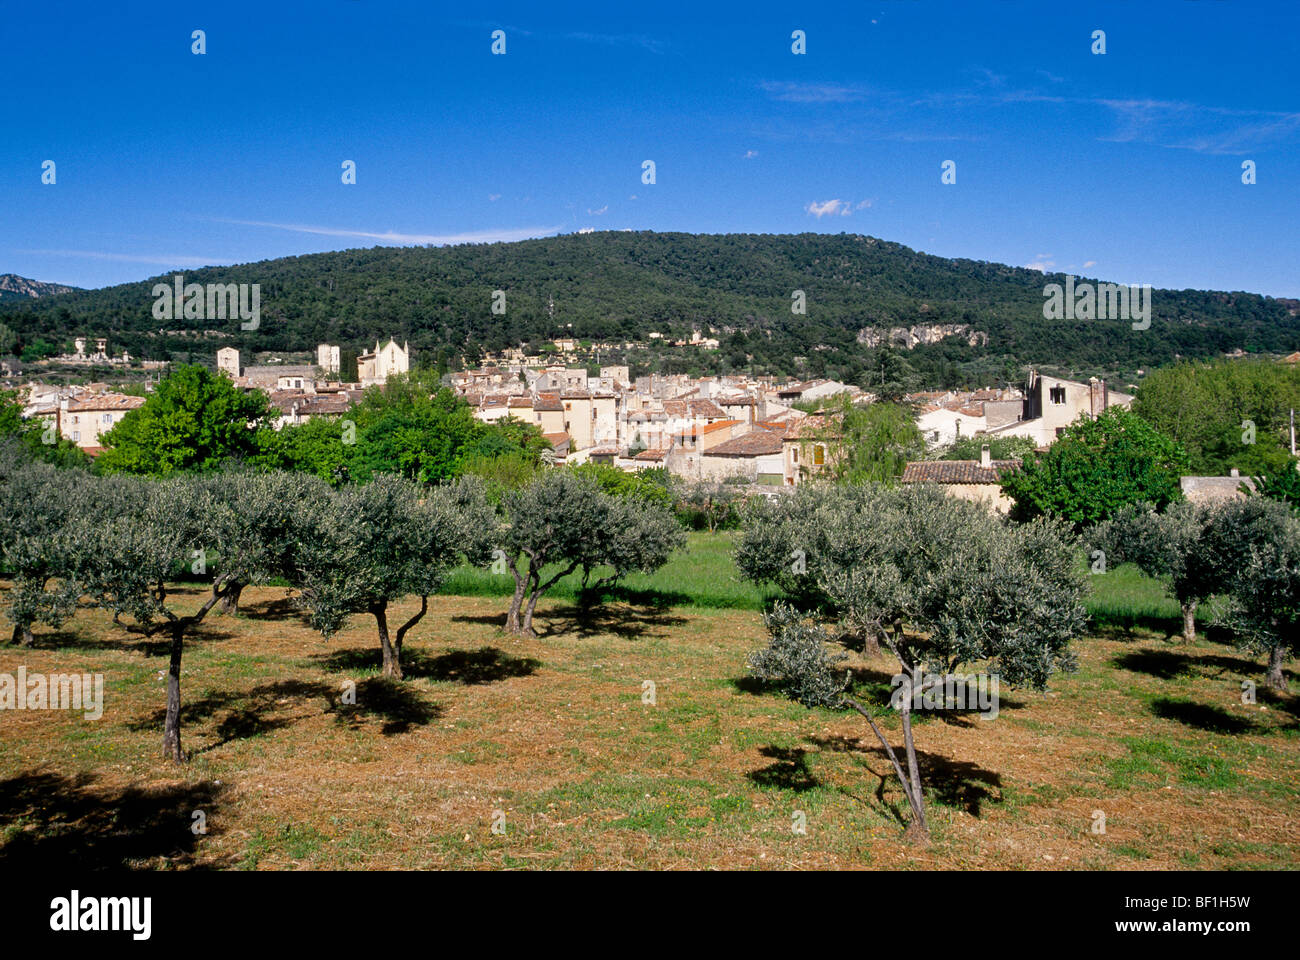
[500,469,684,637]
[192,470,334,615]
[292,475,494,678]
[66,475,239,762]
[742,484,1086,838]
[1091,501,1226,642]
[0,461,89,646]
[1211,498,1300,692]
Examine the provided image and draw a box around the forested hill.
[2,232,1296,385]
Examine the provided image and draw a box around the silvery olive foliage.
[185,470,336,615]
[501,469,685,637]
[739,482,1087,837]
[291,474,496,679]
[1208,497,1300,692]
[747,602,848,708]
[61,473,231,762]
[0,459,90,645]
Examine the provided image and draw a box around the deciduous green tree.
[96,365,273,476]
[1000,407,1187,528]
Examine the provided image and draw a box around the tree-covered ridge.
[3,232,1296,385]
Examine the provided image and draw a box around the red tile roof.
[706,429,784,457]
[65,394,145,413]
[901,460,1020,484]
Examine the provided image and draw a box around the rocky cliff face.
[856,323,989,349]
[0,274,78,301]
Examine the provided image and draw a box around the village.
[8,332,1262,512]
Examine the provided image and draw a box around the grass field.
[0,534,1296,870]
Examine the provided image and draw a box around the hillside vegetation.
[3,232,1296,386]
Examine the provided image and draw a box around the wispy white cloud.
[18,249,228,267]
[1083,260,1097,269]
[761,81,872,104]
[566,31,665,54]
[488,193,502,202]
[212,219,563,246]
[744,149,759,159]
[587,205,608,216]
[1024,255,1056,273]
[1095,98,1300,155]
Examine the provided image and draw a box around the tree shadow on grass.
[807,734,1004,819]
[30,623,237,657]
[333,676,442,735]
[539,602,689,641]
[127,679,337,753]
[1149,697,1260,735]
[0,767,229,870]
[1114,649,1262,681]
[747,746,819,792]
[237,594,310,623]
[313,644,539,684]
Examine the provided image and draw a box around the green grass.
[440,530,775,610]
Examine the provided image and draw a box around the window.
[792,448,798,463]
[72,431,80,441]
[102,413,113,424]
[1049,386,1066,405]
[814,444,825,466]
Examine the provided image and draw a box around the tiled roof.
[507,397,533,408]
[533,393,563,412]
[706,429,784,457]
[634,448,667,461]
[673,419,741,440]
[688,399,727,419]
[901,460,1020,484]
[65,394,145,413]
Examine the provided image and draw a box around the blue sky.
[3,0,1297,296]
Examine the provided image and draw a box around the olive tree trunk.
[219,581,245,615]
[1180,600,1197,643]
[1266,643,1288,692]
[372,602,401,679]
[162,624,185,763]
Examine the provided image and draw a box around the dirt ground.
[1,584,1296,869]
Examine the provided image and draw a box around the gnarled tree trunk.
[1266,643,1288,692]
[372,602,401,679]
[219,581,244,616]
[162,624,185,763]
[1180,600,1197,643]
[10,622,34,647]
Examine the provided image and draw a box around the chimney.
[980,445,991,469]
[1230,468,1240,478]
